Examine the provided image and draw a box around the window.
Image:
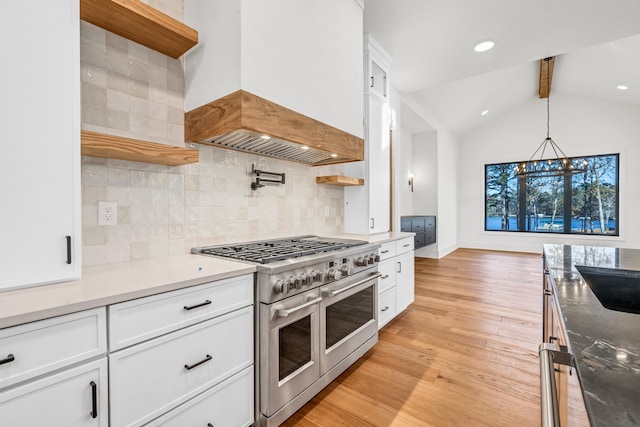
[485,153,619,235]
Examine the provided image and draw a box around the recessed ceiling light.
[481,110,489,116]
[260,135,271,140]
[330,153,338,158]
[301,145,309,150]
[617,85,629,90]
[473,40,495,53]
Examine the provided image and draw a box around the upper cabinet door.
[366,52,389,101]
[0,0,81,291]
[364,34,391,102]
[367,95,391,234]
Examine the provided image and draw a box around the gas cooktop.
[192,235,368,264]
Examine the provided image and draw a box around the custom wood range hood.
[184,90,364,166]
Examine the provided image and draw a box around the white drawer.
[145,366,254,427]
[377,259,396,293]
[108,274,253,350]
[378,241,397,260]
[396,237,414,254]
[109,306,253,427]
[378,287,396,329]
[0,308,107,389]
[0,358,108,426]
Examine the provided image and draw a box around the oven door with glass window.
[320,271,379,375]
[259,290,321,417]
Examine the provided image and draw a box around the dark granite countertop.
[543,244,640,427]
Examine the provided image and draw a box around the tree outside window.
[485,153,619,235]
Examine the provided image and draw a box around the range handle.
[539,342,574,427]
[322,273,381,297]
[539,343,560,427]
[275,297,322,318]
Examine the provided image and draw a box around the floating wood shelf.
[316,176,364,186]
[80,0,198,59]
[81,130,199,166]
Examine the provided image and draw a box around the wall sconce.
[408,174,414,192]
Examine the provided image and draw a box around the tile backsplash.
[80,0,345,266]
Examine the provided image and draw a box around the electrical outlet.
[98,201,117,226]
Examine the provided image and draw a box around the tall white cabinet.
[0,0,81,291]
[345,34,392,234]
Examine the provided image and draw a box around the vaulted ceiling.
[363,0,640,137]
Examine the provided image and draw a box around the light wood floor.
[282,248,543,426]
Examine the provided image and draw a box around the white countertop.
[0,233,414,330]
[329,231,415,243]
[0,254,255,329]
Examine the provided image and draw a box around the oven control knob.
[367,254,376,265]
[355,257,367,267]
[274,279,287,294]
[327,268,342,281]
[299,273,311,286]
[341,264,353,276]
[311,270,324,282]
[292,276,303,289]
[374,254,381,262]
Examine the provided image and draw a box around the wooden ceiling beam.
[538,56,555,98]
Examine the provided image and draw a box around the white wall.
[458,92,640,253]
[433,129,458,257]
[399,94,459,258]
[397,127,414,216]
[412,131,438,215]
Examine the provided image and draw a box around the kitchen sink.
[575,265,640,314]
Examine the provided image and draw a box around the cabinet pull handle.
[544,290,552,296]
[0,354,15,365]
[184,354,213,370]
[381,306,389,312]
[183,300,212,311]
[90,381,98,419]
[403,243,411,247]
[381,274,389,279]
[65,235,72,264]
[380,250,389,254]
[397,261,402,273]
[370,76,374,87]
[370,218,375,229]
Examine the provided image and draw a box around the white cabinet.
[364,34,390,102]
[366,95,392,233]
[0,0,81,291]
[108,275,253,351]
[377,241,397,329]
[396,239,416,312]
[108,274,254,426]
[145,367,254,427]
[344,34,392,234]
[0,309,108,426]
[376,237,414,329]
[0,308,107,389]
[0,359,108,427]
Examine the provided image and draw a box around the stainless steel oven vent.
[200,130,345,165]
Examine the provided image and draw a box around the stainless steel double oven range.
[194,235,380,426]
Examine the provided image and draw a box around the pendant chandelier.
[514,57,587,178]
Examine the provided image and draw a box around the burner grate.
[198,237,365,264]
